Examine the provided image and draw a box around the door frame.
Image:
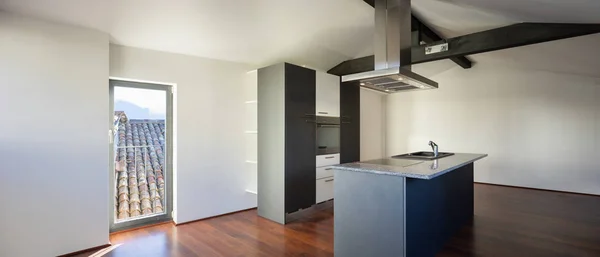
[108,78,175,232]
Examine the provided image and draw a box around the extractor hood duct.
[342,0,438,93]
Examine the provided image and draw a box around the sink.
[392,151,454,160]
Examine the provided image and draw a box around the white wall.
[109,45,257,224]
[0,12,109,257]
[386,62,600,195]
[360,88,386,160]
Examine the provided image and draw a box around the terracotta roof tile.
[114,112,166,222]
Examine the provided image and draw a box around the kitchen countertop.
[332,153,488,179]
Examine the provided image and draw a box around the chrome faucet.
[429,141,439,157]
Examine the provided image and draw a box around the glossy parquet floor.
[76,184,600,257]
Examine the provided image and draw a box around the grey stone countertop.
[332,153,488,179]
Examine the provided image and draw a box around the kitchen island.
[332,153,487,257]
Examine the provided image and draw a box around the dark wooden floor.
[76,184,600,257]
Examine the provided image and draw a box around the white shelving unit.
[244,70,258,194]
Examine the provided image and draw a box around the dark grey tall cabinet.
[340,81,360,164]
[284,64,317,213]
[257,63,317,224]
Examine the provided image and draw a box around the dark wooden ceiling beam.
[329,23,600,76]
[412,16,473,69]
[362,0,472,69]
[363,0,376,8]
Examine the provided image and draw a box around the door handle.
[325,179,334,182]
[318,112,328,114]
[108,129,114,144]
[325,168,332,170]
[325,156,335,159]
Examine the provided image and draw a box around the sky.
[114,87,166,120]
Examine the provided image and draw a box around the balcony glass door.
[109,79,173,232]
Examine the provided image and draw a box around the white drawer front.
[316,153,340,167]
[316,177,334,203]
[316,166,335,179]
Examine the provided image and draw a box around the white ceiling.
[1,0,600,75]
[0,0,374,71]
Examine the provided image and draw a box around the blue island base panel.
[405,163,474,257]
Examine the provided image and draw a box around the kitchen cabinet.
[257,63,316,224]
[340,81,360,164]
[284,63,316,214]
[315,153,338,203]
[316,153,340,167]
[316,176,334,203]
[316,166,335,180]
[316,72,340,117]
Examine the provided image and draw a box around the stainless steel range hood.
[342,0,438,93]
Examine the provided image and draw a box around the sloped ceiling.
[0,0,373,71]
[1,0,600,76]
